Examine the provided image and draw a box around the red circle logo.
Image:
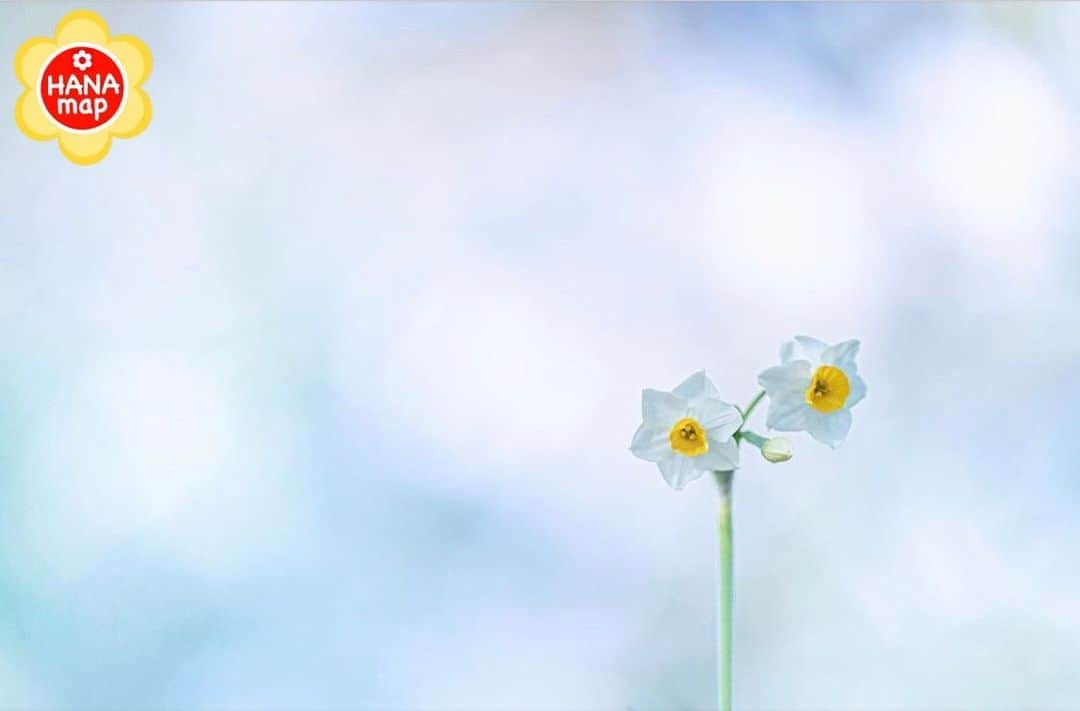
[38,44,126,132]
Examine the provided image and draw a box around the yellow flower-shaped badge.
[14,10,152,165]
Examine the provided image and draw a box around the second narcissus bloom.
[757,336,867,448]
[630,372,742,490]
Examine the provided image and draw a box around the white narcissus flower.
[757,336,867,448]
[630,371,742,490]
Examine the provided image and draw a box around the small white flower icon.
[72,50,93,72]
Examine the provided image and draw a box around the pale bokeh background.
[1,3,1078,709]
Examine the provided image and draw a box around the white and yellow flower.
[630,371,742,489]
[757,336,866,448]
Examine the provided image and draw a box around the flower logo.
[14,10,152,165]
[71,49,92,71]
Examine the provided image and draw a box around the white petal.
[846,373,868,409]
[805,409,852,448]
[765,392,809,431]
[630,423,670,462]
[697,439,740,471]
[642,389,686,427]
[672,370,719,405]
[757,361,811,394]
[822,339,860,372]
[658,453,705,490]
[694,398,741,440]
[781,336,827,365]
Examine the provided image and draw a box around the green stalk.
[714,469,734,711]
[737,430,766,449]
[714,391,760,710]
[737,389,766,428]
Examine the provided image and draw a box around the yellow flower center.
[805,365,850,413]
[669,417,709,457]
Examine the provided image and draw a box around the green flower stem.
[737,430,766,448]
[715,391,762,710]
[714,469,734,711]
[738,389,767,426]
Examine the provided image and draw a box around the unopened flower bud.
[761,437,793,463]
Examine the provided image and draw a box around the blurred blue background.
[2,2,1079,708]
